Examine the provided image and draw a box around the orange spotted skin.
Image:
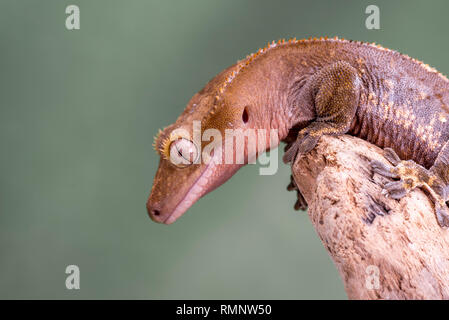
[147,37,449,226]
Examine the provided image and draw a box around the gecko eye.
[169,138,199,167]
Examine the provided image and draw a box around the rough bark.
[292,134,449,300]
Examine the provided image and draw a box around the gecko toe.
[362,212,376,224]
[436,203,449,228]
[383,181,408,199]
[294,194,308,211]
[296,133,320,155]
[370,160,399,179]
[368,199,390,217]
[287,176,297,191]
[383,148,401,166]
[283,144,299,164]
[286,174,308,211]
[283,130,319,164]
[363,196,390,224]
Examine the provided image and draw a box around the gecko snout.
[146,201,165,223]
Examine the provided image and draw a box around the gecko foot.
[371,148,449,228]
[370,148,427,199]
[287,175,308,211]
[283,127,320,164]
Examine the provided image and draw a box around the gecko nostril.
[152,209,160,216]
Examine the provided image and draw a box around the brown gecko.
[147,37,449,227]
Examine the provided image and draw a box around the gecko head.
[146,80,264,224]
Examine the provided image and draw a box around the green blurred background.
[1,0,449,299]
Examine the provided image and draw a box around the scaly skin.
[147,37,449,227]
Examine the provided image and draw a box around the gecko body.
[147,37,449,227]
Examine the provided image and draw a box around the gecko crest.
[155,36,448,160]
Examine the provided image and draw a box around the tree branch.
[291,135,449,299]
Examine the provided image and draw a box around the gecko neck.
[225,51,317,142]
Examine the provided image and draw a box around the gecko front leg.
[283,61,361,164]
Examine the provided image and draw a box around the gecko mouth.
[162,154,219,224]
